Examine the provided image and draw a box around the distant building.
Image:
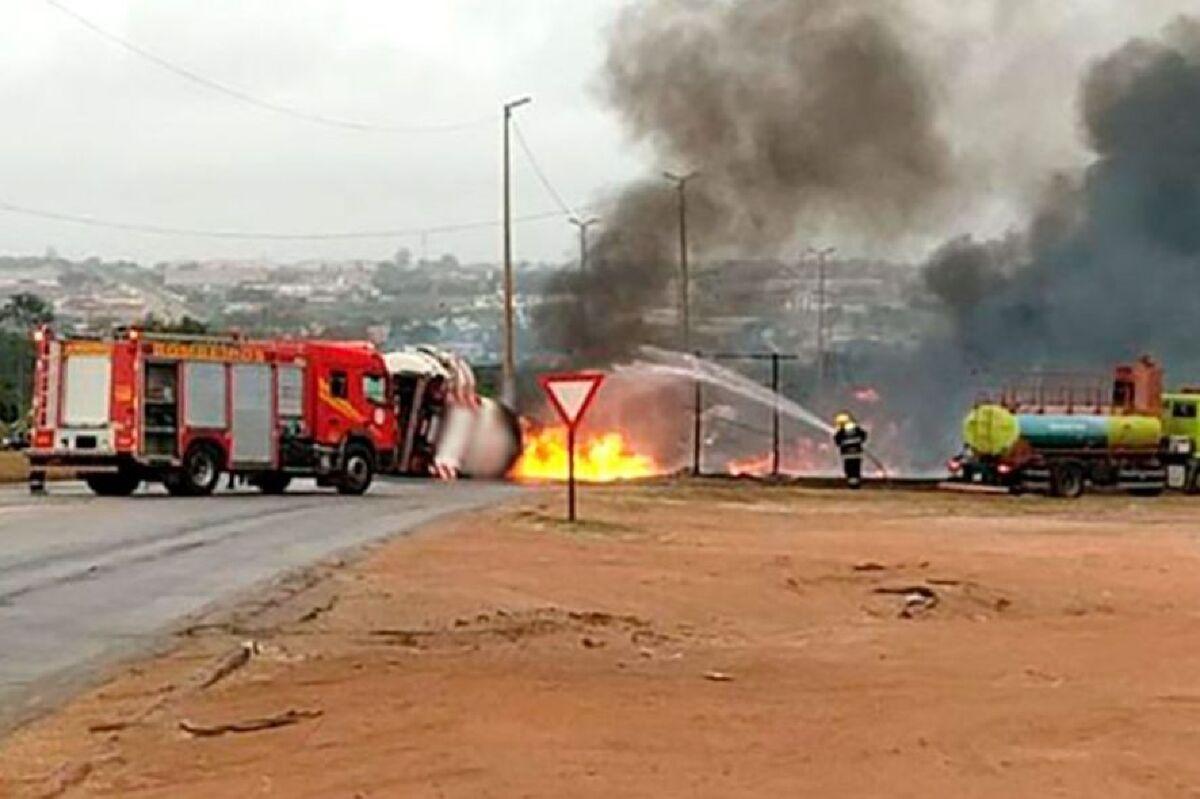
[164,261,270,290]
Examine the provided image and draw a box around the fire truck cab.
[27,328,397,497]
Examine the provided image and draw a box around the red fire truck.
[26,328,397,496]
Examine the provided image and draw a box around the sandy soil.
[5,480,1200,797]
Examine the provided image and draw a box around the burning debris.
[851,387,882,404]
[726,437,836,478]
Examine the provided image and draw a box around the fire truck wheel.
[85,472,140,497]
[253,473,291,495]
[336,446,374,496]
[179,443,222,496]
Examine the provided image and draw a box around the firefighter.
[833,412,868,489]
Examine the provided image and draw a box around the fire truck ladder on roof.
[114,328,246,345]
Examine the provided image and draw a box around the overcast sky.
[0,0,643,265]
[0,0,1194,266]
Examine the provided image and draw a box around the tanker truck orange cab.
[26,327,397,497]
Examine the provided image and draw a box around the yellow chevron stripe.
[318,378,367,425]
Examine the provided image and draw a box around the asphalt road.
[0,478,520,730]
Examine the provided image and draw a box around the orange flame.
[512,426,660,483]
[727,452,775,477]
[852,386,881,403]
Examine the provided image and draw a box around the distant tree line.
[0,293,53,424]
[137,313,209,335]
[0,297,214,425]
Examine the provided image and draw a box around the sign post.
[567,423,577,520]
[538,372,605,522]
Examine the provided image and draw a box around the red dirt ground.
[4,481,1200,797]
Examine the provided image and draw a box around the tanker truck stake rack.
[947,356,1200,499]
[25,327,522,496]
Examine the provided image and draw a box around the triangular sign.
[539,372,605,428]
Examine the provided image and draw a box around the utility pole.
[771,352,781,477]
[501,96,532,407]
[569,216,599,272]
[663,171,699,351]
[806,246,836,384]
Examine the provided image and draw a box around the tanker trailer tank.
[384,347,522,480]
[963,406,1162,456]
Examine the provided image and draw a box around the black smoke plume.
[537,0,957,362]
[882,15,1200,464]
[923,16,1200,372]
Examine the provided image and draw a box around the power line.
[0,198,583,241]
[511,119,575,217]
[39,0,495,134]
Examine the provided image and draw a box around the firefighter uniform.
[833,413,868,489]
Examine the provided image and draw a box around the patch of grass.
[509,507,639,538]
[0,451,28,483]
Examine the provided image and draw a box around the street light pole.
[569,216,599,273]
[501,96,532,408]
[663,171,698,351]
[806,246,837,384]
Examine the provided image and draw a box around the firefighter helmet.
[834,412,853,427]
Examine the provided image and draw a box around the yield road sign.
[539,372,605,429]
[538,371,606,522]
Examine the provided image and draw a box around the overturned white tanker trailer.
[384,346,522,480]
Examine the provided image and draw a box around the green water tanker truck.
[948,356,1200,498]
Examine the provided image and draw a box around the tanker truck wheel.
[336,445,374,496]
[1050,462,1085,499]
[1186,464,1200,495]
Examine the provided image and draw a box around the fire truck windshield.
[363,374,387,405]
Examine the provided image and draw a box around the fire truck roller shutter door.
[231,364,272,465]
[63,354,111,427]
[184,362,227,428]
